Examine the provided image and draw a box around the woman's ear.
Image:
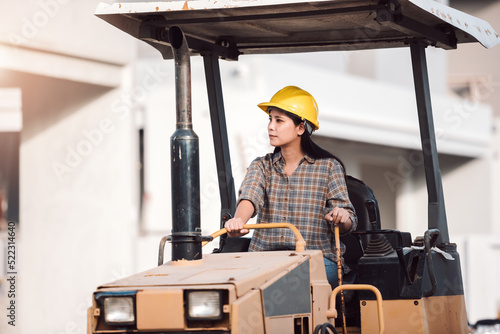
[297,122,306,136]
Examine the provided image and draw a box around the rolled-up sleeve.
[238,158,266,218]
[326,161,358,234]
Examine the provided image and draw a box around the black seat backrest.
[341,175,381,267]
[346,175,381,231]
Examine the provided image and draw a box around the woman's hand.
[224,217,250,237]
[325,207,352,233]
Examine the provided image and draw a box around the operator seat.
[336,175,381,327]
[342,175,381,272]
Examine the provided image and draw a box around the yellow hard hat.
[258,86,319,130]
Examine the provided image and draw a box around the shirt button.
[280,236,285,240]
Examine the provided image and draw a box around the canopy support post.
[202,53,237,249]
[410,41,449,245]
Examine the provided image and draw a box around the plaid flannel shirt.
[238,151,357,263]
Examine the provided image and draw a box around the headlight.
[104,297,135,323]
[187,290,222,320]
[95,291,137,327]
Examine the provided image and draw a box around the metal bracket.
[138,16,240,60]
[376,0,457,49]
[215,36,240,60]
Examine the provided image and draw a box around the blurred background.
[0,0,499,333]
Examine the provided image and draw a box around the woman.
[224,85,357,288]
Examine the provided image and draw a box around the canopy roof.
[96,0,499,60]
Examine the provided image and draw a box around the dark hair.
[271,109,346,172]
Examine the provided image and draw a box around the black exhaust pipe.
[169,26,201,261]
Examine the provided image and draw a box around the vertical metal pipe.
[410,41,449,245]
[169,26,201,261]
[170,26,192,129]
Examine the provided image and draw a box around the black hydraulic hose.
[314,323,339,334]
[396,247,413,285]
[423,228,440,297]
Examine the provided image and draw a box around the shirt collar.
[272,151,316,166]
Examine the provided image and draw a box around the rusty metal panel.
[408,0,500,49]
[95,0,499,59]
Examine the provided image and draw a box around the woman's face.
[268,109,304,148]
